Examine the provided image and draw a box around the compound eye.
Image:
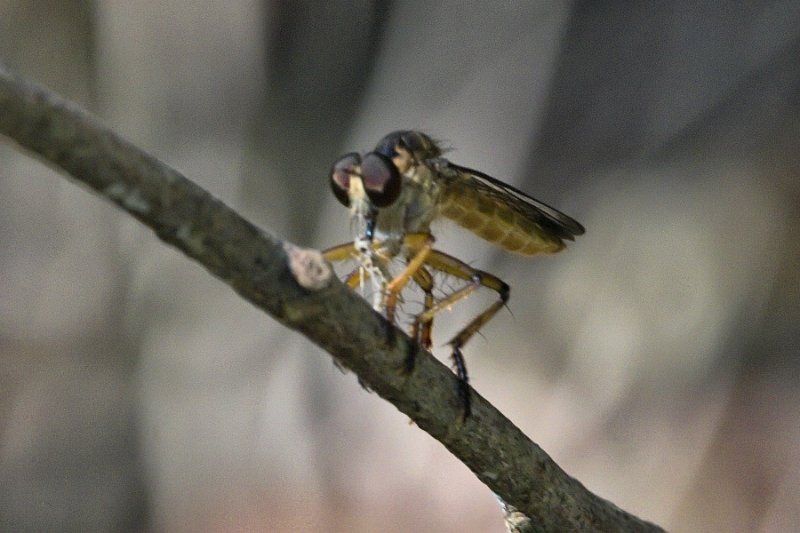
[329,152,361,206]
[360,152,401,208]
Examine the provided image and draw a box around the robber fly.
[323,131,584,417]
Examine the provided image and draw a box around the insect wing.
[445,163,586,241]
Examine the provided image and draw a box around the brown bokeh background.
[1,2,799,531]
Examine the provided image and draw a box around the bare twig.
[0,65,664,532]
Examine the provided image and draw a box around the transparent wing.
[434,161,585,255]
[448,163,585,237]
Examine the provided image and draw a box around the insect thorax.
[375,163,442,238]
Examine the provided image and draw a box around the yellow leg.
[415,249,510,418]
[383,233,434,326]
[325,236,508,418]
[409,266,435,351]
[398,265,436,375]
[322,242,359,262]
[323,241,392,305]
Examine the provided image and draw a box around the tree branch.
[0,65,663,532]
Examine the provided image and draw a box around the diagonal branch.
[0,65,663,532]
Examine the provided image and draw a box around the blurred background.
[1,1,799,531]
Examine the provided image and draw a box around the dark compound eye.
[360,152,401,208]
[329,152,361,207]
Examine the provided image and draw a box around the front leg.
[323,241,388,311]
[403,265,435,375]
[324,241,402,356]
[383,233,434,326]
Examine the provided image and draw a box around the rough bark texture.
[0,65,664,532]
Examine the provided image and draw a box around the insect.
[323,131,584,417]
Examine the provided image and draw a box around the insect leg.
[410,266,435,351]
[403,266,435,375]
[383,233,433,326]
[419,249,510,418]
[323,241,390,308]
[322,242,369,292]
[324,240,405,353]
[321,242,358,261]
